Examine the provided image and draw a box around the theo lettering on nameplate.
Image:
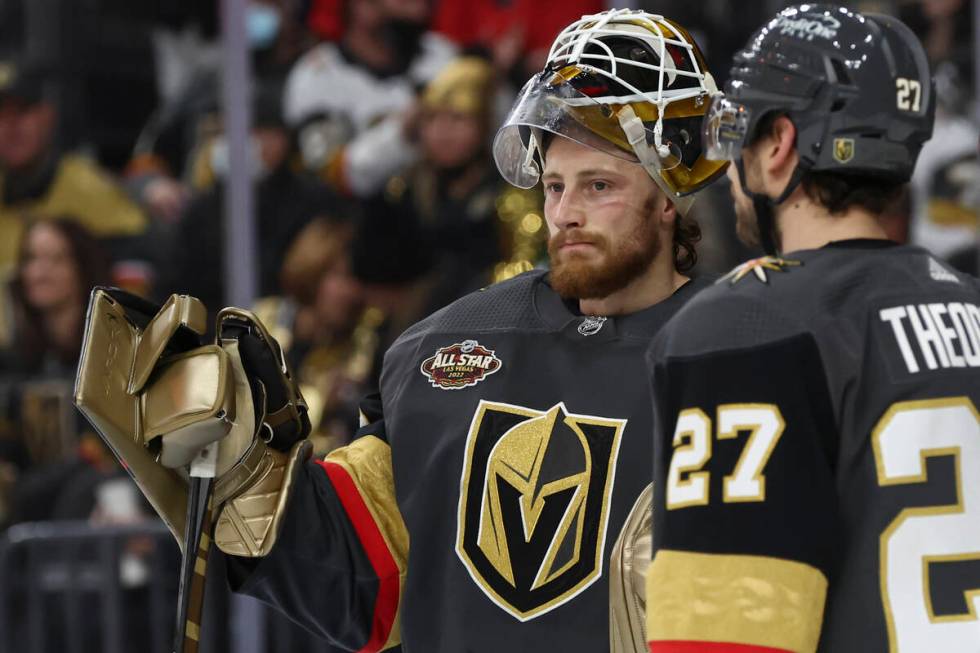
[879,302,980,374]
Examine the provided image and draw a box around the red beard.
[548,218,661,300]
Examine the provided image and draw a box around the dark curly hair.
[753,112,904,216]
[673,214,701,273]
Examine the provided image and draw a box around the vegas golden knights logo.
[456,400,626,620]
[833,137,855,164]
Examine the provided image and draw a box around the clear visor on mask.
[702,94,751,162]
[493,70,671,189]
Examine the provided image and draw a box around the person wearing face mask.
[285,0,456,197]
[127,0,314,224]
[165,83,336,317]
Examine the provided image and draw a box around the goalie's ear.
[215,308,311,452]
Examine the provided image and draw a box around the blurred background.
[0,0,974,651]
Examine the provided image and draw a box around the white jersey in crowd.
[284,33,457,131]
[910,112,980,258]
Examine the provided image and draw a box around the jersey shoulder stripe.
[317,435,408,652]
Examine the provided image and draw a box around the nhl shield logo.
[420,340,502,390]
[456,400,626,620]
[833,137,855,164]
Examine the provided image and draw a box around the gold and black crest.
[456,400,626,621]
[833,137,855,164]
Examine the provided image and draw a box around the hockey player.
[73,9,727,652]
[644,5,980,652]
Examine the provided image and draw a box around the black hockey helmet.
[702,4,935,252]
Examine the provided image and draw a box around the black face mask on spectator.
[381,18,426,62]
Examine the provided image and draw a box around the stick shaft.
[173,478,213,653]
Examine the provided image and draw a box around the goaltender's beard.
[548,211,662,300]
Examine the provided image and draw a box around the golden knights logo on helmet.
[456,400,626,620]
[833,137,855,164]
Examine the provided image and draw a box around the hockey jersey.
[645,240,980,653]
[228,270,709,652]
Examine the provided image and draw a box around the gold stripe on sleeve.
[646,549,827,653]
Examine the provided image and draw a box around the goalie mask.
[493,9,728,215]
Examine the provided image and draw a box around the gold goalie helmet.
[493,9,728,214]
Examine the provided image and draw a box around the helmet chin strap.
[733,158,806,257]
[617,105,695,216]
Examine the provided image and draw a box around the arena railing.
[0,520,334,653]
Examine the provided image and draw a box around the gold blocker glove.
[74,288,313,557]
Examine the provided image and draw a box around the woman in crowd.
[0,217,120,526]
[359,55,546,319]
[254,217,382,454]
[3,217,109,374]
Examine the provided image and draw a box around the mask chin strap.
[734,158,806,257]
[617,105,694,216]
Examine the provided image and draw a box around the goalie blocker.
[73,287,313,557]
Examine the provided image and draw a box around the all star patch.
[721,256,802,285]
[420,340,502,390]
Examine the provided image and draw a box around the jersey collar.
[533,273,712,341]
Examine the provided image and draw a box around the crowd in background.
[0,0,974,535]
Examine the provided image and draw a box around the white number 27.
[896,77,922,112]
[666,404,784,509]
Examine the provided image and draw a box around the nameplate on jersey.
[455,400,626,621]
[420,340,502,390]
[878,301,980,376]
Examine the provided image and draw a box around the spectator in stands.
[900,0,973,91]
[0,58,148,279]
[254,218,381,454]
[900,0,979,262]
[287,0,456,196]
[943,148,980,276]
[431,0,603,83]
[0,222,155,652]
[1,218,109,375]
[167,82,335,313]
[0,217,116,527]
[309,0,604,81]
[128,0,315,223]
[358,56,545,317]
